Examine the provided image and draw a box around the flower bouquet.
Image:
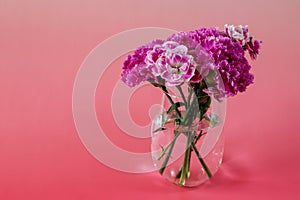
[121,25,261,186]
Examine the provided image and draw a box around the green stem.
[191,143,212,178]
[157,131,181,160]
[158,86,184,175]
[179,132,192,186]
[175,131,204,179]
[194,130,203,144]
[161,86,182,119]
[175,166,182,179]
[187,146,192,173]
[159,131,180,175]
[187,85,193,107]
[182,96,197,125]
[176,85,187,109]
[159,83,212,182]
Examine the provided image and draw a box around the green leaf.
[203,114,222,128]
[153,127,166,133]
[166,102,185,114]
[204,70,217,87]
[209,114,222,128]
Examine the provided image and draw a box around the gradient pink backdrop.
[1,0,300,199]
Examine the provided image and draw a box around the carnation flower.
[247,37,261,60]
[146,41,197,86]
[159,43,196,86]
[121,40,163,87]
[121,25,261,97]
[168,26,260,97]
[224,24,250,46]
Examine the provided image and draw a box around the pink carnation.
[224,24,250,46]
[146,41,196,86]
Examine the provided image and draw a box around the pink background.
[1,0,300,199]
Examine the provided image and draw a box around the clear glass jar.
[151,83,226,187]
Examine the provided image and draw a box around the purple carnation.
[167,26,260,97]
[247,37,261,60]
[121,25,261,98]
[121,40,163,87]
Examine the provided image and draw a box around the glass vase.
[151,82,226,187]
